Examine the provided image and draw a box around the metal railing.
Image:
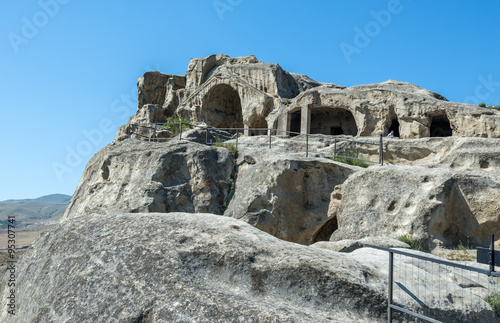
[367,244,500,322]
[127,122,385,165]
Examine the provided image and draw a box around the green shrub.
[398,234,427,252]
[331,152,371,168]
[162,116,192,137]
[478,103,500,110]
[485,294,500,317]
[214,142,238,159]
[282,99,292,106]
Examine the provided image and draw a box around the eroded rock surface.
[311,237,410,253]
[224,148,358,245]
[330,165,500,247]
[1,213,497,322]
[117,54,500,141]
[63,140,234,219]
[1,213,387,322]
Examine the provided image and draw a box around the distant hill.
[0,194,71,229]
[5,194,72,204]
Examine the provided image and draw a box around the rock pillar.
[301,105,311,135]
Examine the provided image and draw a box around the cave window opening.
[310,107,357,136]
[290,111,301,136]
[202,84,243,133]
[389,119,400,137]
[430,114,452,137]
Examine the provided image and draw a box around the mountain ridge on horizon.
[2,193,72,203]
[0,193,71,229]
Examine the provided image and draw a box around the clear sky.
[1,0,499,200]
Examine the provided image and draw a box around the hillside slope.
[0,194,71,228]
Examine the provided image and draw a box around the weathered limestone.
[116,55,500,141]
[138,71,186,115]
[62,140,234,219]
[282,80,500,138]
[224,148,358,245]
[329,165,500,247]
[65,135,357,245]
[2,213,497,322]
[311,237,410,253]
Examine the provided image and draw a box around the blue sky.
[1,0,499,200]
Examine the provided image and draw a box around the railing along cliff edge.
[127,122,385,165]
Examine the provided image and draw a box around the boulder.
[1,213,388,322]
[329,165,500,247]
[224,148,358,245]
[1,213,496,322]
[62,140,234,219]
[311,237,410,253]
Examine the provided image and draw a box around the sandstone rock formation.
[62,136,359,245]
[311,237,410,253]
[63,140,234,219]
[328,165,500,247]
[2,213,497,322]
[224,148,357,245]
[117,54,500,141]
[283,79,500,138]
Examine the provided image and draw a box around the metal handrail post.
[236,128,239,149]
[388,251,394,323]
[491,234,496,273]
[179,121,183,140]
[153,124,157,141]
[306,134,309,157]
[334,139,337,160]
[379,134,384,165]
[269,129,272,149]
[205,126,208,144]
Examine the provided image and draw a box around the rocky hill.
[4,55,500,322]
[0,194,71,229]
[116,54,500,141]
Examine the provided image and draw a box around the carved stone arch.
[249,116,268,136]
[430,113,452,137]
[201,84,243,130]
[310,107,358,136]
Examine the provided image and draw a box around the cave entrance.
[311,216,338,244]
[202,84,243,131]
[290,110,301,136]
[249,116,268,136]
[330,126,343,135]
[430,114,452,137]
[389,119,400,137]
[310,107,357,136]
